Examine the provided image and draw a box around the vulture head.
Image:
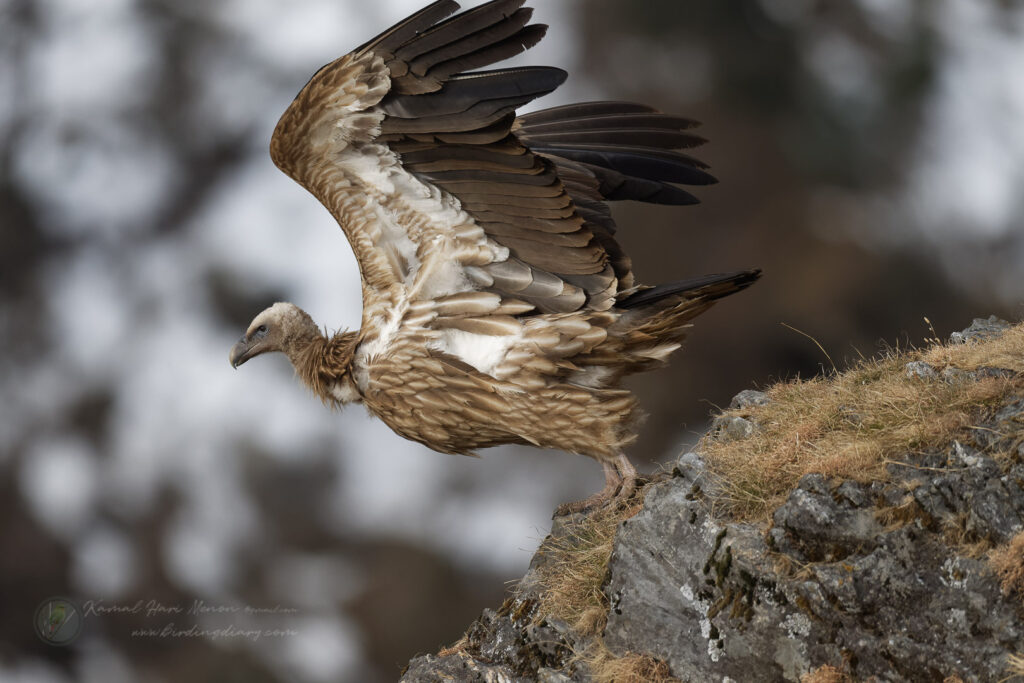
[229,302,319,369]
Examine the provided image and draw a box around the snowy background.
[2,0,1023,681]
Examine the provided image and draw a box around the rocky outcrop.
[401,319,1024,682]
[605,449,1023,681]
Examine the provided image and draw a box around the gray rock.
[729,389,770,410]
[940,366,1017,384]
[537,668,573,683]
[941,366,974,383]
[907,441,1024,546]
[401,652,509,682]
[671,451,707,484]
[401,597,588,683]
[604,452,1023,682]
[771,475,883,561]
[974,397,1024,453]
[949,315,1011,344]
[607,391,1024,680]
[974,366,1017,380]
[994,398,1024,423]
[835,480,869,507]
[905,360,938,380]
[710,416,756,441]
[604,481,791,681]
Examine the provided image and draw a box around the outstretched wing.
[270,0,715,318]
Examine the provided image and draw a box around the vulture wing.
[270,0,715,320]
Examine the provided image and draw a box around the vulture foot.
[554,453,638,517]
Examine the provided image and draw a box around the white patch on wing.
[386,166,502,300]
[415,240,476,301]
[345,149,396,195]
[428,329,523,377]
[337,138,526,386]
[342,142,508,299]
[369,200,420,280]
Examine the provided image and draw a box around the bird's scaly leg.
[613,452,638,503]
[554,453,639,517]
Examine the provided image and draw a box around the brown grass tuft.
[800,664,853,683]
[436,635,468,657]
[700,322,1024,521]
[920,323,1024,373]
[533,505,637,634]
[577,640,678,683]
[528,503,668,681]
[1005,653,1024,680]
[990,531,1024,600]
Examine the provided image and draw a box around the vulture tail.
[578,269,761,381]
[617,269,762,310]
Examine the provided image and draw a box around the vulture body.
[230,0,760,511]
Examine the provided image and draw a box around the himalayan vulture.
[229,0,760,513]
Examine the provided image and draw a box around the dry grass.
[532,505,636,635]
[576,640,678,683]
[700,322,1024,521]
[799,665,981,682]
[990,531,1024,600]
[920,323,1024,373]
[527,503,658,681]
[800,665,853,683]
[436,635,467,657]
[1004,653,1024,681]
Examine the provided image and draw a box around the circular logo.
[33,597,82,646]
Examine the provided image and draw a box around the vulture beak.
[229,337,254,368]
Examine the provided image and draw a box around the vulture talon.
[552,453,639,517]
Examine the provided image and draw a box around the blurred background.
[2,0,1023,680]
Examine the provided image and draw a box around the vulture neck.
[290,330,361,406]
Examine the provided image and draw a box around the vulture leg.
[613,452,638,502]
[554,453,639,516]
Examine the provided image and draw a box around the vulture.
[229,0,760,513]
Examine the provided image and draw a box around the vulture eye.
[256,325,268,334]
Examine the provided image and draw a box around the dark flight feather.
[394,0,527,62]
[529,145,716,186]
[361,0,736,312]
[424,24,548,80]
[356,0,460,56]
[618,270,762,309]
[382,67,567,119]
